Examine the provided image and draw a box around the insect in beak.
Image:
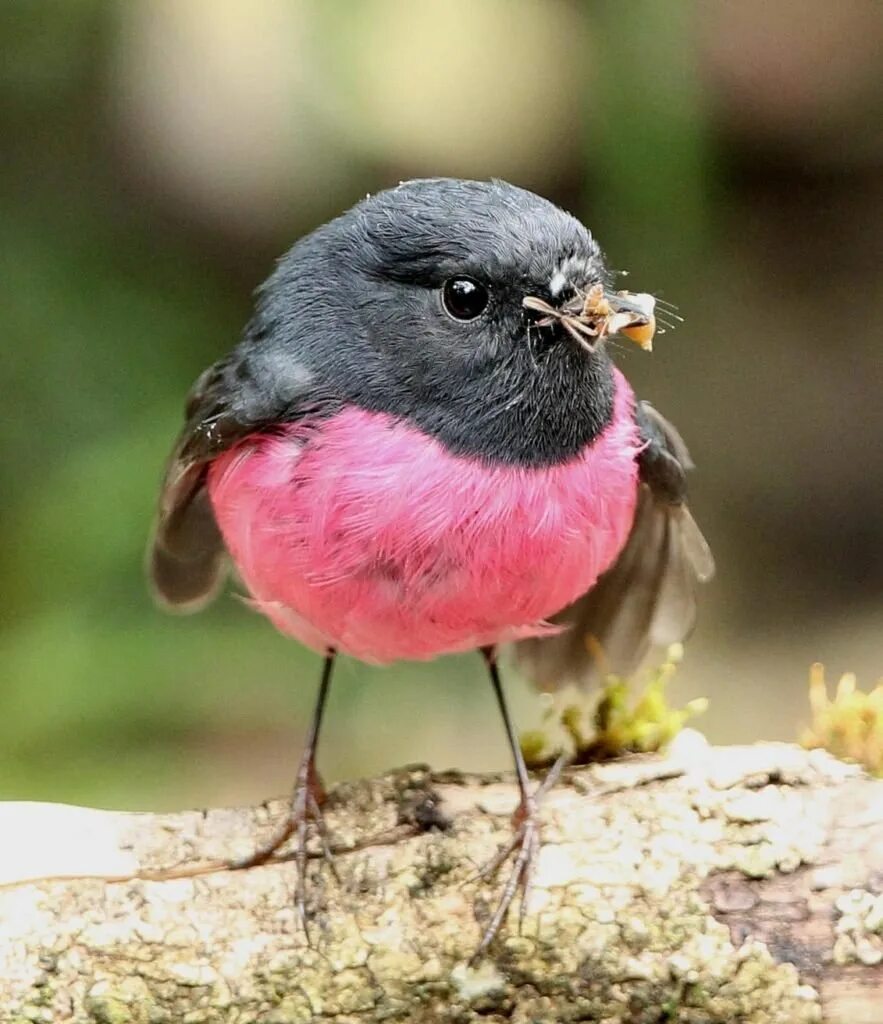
[523,285,657,353]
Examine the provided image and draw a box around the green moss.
[84,977,165,1024]
[801,662,883,776]
[522,644,707,767]
[85,995,132,1024]
[264,995,314,1024]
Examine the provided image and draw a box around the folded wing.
[148,340,320,611]
[514,401,714,689]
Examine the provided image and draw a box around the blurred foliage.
[801,663,883,777]
[0,1,880,810]
[521,644,707,767]
[590,0,710,267]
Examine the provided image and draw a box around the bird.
[148,177,714,955]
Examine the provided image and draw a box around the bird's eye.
[442,277,489,321]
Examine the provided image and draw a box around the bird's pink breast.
[207,370,641,662]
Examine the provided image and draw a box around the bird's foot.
[227,757,338,944]
[470,753,567,962]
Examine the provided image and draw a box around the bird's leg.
[471,646,567,961]
[227,649,337,940]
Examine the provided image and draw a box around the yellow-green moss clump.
[801,662,883,776]
[521,644,707,768]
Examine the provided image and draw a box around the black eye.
[442,277,489,321]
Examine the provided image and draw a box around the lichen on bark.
[2,744,882,1023]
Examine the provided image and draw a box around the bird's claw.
[226,759,336,946]
[468,752,567,962]
[470,800,542,964]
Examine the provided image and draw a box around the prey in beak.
[523,284,657,353]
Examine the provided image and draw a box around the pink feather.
[207,370,641,663]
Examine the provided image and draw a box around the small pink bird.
[149,178,713,954]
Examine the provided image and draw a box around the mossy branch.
[3,744,883,1023]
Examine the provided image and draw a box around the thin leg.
[485,647,532,798]
[228,650,337,941]
[472,646,566,961]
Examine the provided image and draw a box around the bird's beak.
[523,286,657,353]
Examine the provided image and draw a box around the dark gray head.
[241,178,619,465]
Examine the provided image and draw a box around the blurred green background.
[2,1,881,811]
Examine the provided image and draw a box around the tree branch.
[3,743,883,1023]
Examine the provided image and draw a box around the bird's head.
[255,178,656,464]
[343,178,653,366]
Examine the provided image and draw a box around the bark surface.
[3,742,883,1023]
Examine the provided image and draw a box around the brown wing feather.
[148,331,327,610]
[147,347,312,612]
[148,454,226,612]
[147,360,240,612]
[513,403,714,689]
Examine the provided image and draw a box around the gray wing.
[514,401,715,689]
[148,339,323,612]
